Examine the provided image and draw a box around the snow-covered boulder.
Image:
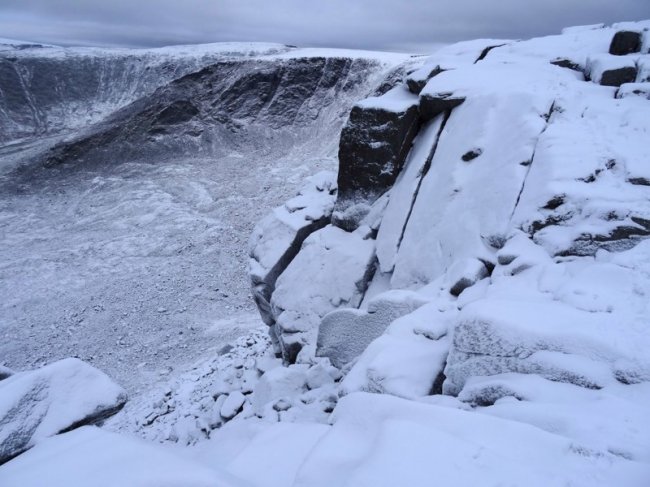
[316,290,428,368]
[340,300,454,399]
[270,225,376,362]
[586,54,638,86]
[249,171,337,331]
[0,358,127,464]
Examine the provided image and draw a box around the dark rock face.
[599,66,638,87]
[334,103,420,229]
[609,31,642,55]
[40,57,383,168]
[0,53,219,144]
[419,92,464,121]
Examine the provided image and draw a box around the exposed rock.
[0,366,13,381]
[550,58,583,72]
[333,86,420,229]
[406,65,445,94]
[446,258,491,297]
[316,290,429,368]
[40,56,390,167]
[461,148,482,162]
[418,92,465,120]
[0,358,127,465]
[609,30,643,55]
[249,172,337,330]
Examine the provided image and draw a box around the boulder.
[219,391,246,420]
[609,30,642,55]
[249,171,337,329]
[316,290,429,368]
[270,225,377,362]
[586,54,637,87]
[333,86,420,230]
[0,365,13,381]
[0,358,127,465]
[418,92,465,121]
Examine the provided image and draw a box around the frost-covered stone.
[271,225,376,362]
[0,358,127,464]
[317,290,429,368]
[220,391,246,420]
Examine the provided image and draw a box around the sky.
[1,0,649,52]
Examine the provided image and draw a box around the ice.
[0,358,126,464]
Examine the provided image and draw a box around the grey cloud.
[1,0,649,51]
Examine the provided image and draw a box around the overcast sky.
[1,1,649,52]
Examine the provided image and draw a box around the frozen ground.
[0,150,334,393]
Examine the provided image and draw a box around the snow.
[293,392,650,487]
[0,358,126,463]
[0,426,243,487]
[355,85,418,112]
[375,117,444,273]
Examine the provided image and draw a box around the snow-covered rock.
[249,171,337,332]
[0,358,126,464]
[316,290,428,368]
[270,225,376,362]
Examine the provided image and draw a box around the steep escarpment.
[41,55,402,168]
[0,43,290,143]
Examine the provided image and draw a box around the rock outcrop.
[0,358,127,465]
[251,20,650,394]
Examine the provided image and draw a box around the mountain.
[1,20,650,487]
